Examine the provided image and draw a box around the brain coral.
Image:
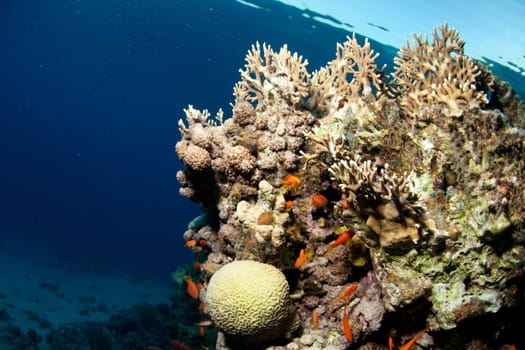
[206,260,299,343]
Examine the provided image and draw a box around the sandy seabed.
[0,241,174,349]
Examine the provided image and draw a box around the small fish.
[509,345,517,350]
[330,283,358,306]
[196,282,204,290]
[325,229,355,256]
[198,239,207,247]
[311,193,328,207]
[342,303,352,342]
[388,335,393,350]
[195,320,213,327]
[294,249,308,268]
[199,326,206,336]
[185,240,197,248]
[186,277,199,299]
[198,302,205,313]
[195,320,213,326]
[400,330,426,350]
[194,261,201,272]
[285,200,295,211]
[341,195,349,210]
[312,311,318,329]
[282,174,301,189]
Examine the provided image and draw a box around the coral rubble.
[175,24,524,349]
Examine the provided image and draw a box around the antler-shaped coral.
[392,23,489,119]
[233,42,309,106]
[178,105,223,140]
[329,155,422,218]
[308,34,385,115]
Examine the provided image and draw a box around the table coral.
[175,24,524,349]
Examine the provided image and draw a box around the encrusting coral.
[175,24,524,349]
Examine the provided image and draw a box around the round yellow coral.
[205,260,299,343]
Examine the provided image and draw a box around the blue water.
[0,0,393,280]
[0,0,523,336]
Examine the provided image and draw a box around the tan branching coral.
[335,157,418,203]
[233,42,310,106]
[392,23,489,119]
[329,155,427,245]
[178,104,223,140]
[308,34,385,116]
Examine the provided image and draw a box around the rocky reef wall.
[175,24,524,350]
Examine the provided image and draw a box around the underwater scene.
[1,0,524,349]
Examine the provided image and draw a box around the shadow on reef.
[0,264,217,350]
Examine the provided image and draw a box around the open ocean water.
[0,1,523,349]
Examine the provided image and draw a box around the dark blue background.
[0,0,360,279]
[0,0,521,279]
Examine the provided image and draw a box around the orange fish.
[196,282,204,290]
[388,335,393,350]
[325,229,355,256]
[282,174,301,189]
[312,311,318,329]
[198,302,205,313]
[286,200,295,210]
[194,261,201,272]
[509,346,517,350]
[341,195,349,210]
[199,326,206,336]
[294,249,308,268]
[331,283,358,306]
[311,193,328,207]
[185,277,199,299]
[195,320,213,326]
[342,303,352,342]
[198,239,207,247]
[185,239,197,248]
[400,330,425,350]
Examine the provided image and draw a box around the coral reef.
[175,24,524,349]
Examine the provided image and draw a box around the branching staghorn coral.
[233,42,310,106]
[308,34,385,118]
[329,155,426,245]
[178,104,224,139]
[392,23,490,120]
